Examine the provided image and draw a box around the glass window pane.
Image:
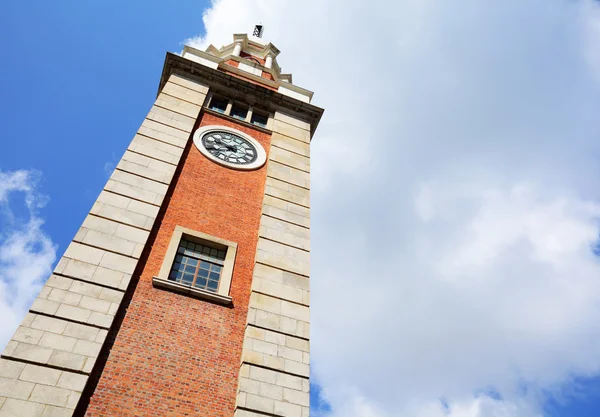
[172,239,229,289]
[251,112,268,127]
[194,278,207,289]
[231,105,248,120]
[209,97,228,113]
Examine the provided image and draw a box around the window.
[250,112,268,128]
[209,96,228,113]
[230,104,248,121]
[205,94,272,130]
[169,239,226,292]
[153,226,237,305]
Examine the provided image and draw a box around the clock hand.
[207,144,238,156]
[215,138,237,150]
[215,138,232,147]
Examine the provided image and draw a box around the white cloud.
[0,170,56,349]
[103,162,115,178]
[188,0,600,415]
[103,152,118,178]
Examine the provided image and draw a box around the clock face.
[193,125,267,170]
[201,131,258,166]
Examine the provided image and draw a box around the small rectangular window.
[251,112,268,127]
[231,105,248,121]
[154,227,237,305]
[209,96,228,113]
[169,238,226,293]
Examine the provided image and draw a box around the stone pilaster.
[235,111,312,417]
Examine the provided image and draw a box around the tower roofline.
[158,52,324,137]
[184,33,310,99]
[231,33,281,57]
[181,44,296,89]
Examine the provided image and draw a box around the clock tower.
[0,32,322,417]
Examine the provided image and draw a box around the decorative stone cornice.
[204,34,287,84]
[231,33,280,59]
[158,52,324,136]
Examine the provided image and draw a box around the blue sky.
[3,1,600,416]
[2,0,210,251]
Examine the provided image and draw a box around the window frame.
[204,92,274,130]
[153,226,237,305]
[169,238,226,292]
[230,103,249,121]
[250,109,269,128]
[208,95,229,114]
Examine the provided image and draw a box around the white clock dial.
[193,125,267,171]
[202,131,258,165]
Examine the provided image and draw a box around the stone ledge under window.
[152,276,233,305]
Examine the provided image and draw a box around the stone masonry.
[234,111,312,417]
[0,72,208,417]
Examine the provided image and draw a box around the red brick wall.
[84,112,271,417]
[224,58,240,68]
[219,67,278,91]
[261,71,274,81]
[240,51,266,66]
